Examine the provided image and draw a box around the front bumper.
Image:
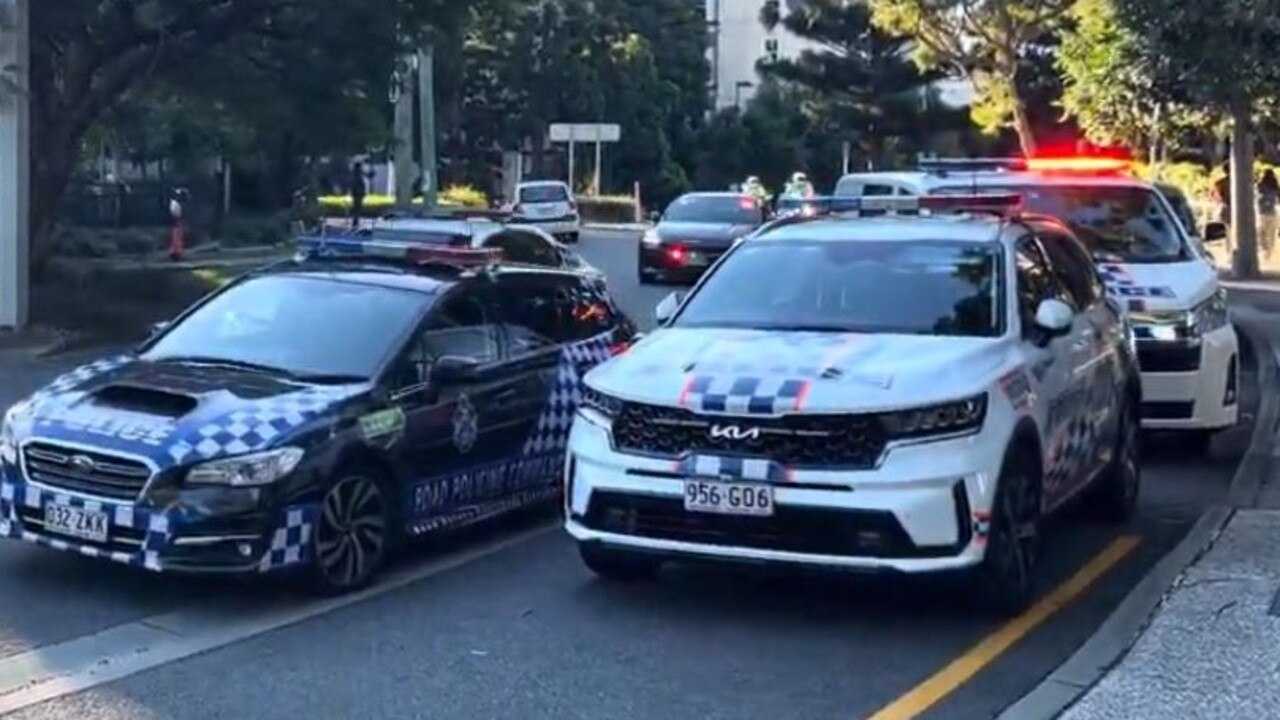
[564,412,1000,574]
[0,464,317,575]
[1137,324,1239,430]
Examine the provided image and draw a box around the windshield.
[936,184,1189,262]
[673,240,1002,337]
[519,185,569,203]
[663,195,763,225]
[142,275,426,378]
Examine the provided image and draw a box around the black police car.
[0,239,634,593]
[638,192,766,284]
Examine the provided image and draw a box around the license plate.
[683,480,774,516]
[43,502,109,543]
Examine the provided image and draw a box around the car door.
[385,283,530,528]
[1014,237,1096,506]
[1038,230,1124,480]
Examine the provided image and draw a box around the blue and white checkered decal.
[679,374,810,415]
[257,505,319,571]
[1044,415,1101,488]
[166,386,353,465]
[676,454,789,482]
[522,333,613,455]
[1097,263,1176,299]
[29,354,132,402]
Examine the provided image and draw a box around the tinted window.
[494,274,567,352]
[559,277,620,342]
[143,275,425,378]
[519,185,569,203]
[663,195,763,224]
[1038,233,1102,309]
[936,184,1189,262]
[483,230,560,267]
[1014,239,1069,332]
[673,240,1002,337]
[862,184,895,196]
[393,287,502,388]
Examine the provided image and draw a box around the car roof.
[920,170,1155,191]
[836,171,927,186]
[518,180,569,188]
[756,215,1010,245]
[262,263,458,295]
[679,191,751,199]
[369,218,498,237]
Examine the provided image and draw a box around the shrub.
[440,185,489,208]
[316,192,470,218]
[218,212,293,247]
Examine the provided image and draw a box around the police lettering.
[411,453,564,514]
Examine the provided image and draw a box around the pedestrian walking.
[349,160,368,229]
[168,188,187,262]
[1258,169,1278,264]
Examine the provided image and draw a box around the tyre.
[579,543,661,581]
[972,447,1041,617]
[310,470,391,595]
[1090,397,1141,522]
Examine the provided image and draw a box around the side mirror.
[654,291,685,325]
[1203,221,1228,243]
[1034,298,1074,339]
[431,355,482,384]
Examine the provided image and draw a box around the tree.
[758,0,942,168]
[27,0,487,267]
[1057,0,1211,158]
[869,0,1073,154]
[1112,0,1280,277]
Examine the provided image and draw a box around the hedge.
[317,184,487,217]
[578,195,638,224]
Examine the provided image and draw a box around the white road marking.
[0,522,556,715]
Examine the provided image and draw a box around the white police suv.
[839,157,1238,449]
[566,194,1143,615]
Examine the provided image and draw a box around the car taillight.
[666,245,686,264]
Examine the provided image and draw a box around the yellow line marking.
[862,534,1141,720]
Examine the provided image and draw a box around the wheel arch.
[331,444,406,532]
[1005,416,1046,494]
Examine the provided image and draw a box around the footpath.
[1002,284,1280,720]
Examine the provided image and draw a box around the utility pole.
[708,0,721,111]
[392,53,415,209]
[417,45,438,209]
[0,0,30,330]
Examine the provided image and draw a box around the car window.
[142,275,427,379]
[934,184,1189,263]
[519,185,569,203]
[862,184,895,196]
[493,274,567,353]
[671,240,1003,337]
[1038,232,1103,309]
[663,195,763,224]
[483,230,560,267]
[1015,238,1072,332]
[391,287,502,390]
[559,276,620,342]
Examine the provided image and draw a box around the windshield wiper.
[152,356,297,377]
[289,372,368,385]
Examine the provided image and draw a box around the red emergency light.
[1025,156,1132,174]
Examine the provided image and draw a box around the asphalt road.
[0,229,1258,720]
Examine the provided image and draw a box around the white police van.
[566,194,1143,615]
[835,157,1238,449]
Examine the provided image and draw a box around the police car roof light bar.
[1023,156,1131,174]
[789,193,1022,218]
[918,157,1028,173]
[295,235,503,267]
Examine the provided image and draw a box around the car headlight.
[880,394,987,440]
[0,399,32,464]
[1190,289,1230,335]
[579,385,623,425]
[641,229,661,246]
[186,447,305,487]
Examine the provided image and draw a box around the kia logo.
[69,455,96,473]
[709,424,761,441]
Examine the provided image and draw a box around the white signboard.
[549,123,621,143]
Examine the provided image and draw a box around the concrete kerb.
[996,317,1280,720]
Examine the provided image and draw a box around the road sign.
[549,123,620,143]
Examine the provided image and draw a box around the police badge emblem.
[452,394,478,453]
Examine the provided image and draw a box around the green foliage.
[869,0,1074,151]
[578,196,638,224]
[439,185,490,208]
[1057,0,1214,151]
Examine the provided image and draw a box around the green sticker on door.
[360,408,406,440]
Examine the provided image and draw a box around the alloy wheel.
[315,476,387,589]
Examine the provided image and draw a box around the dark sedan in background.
[638,192,766,284]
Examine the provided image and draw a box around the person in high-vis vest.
[168,189,188,261]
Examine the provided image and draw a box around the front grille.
[612,402,886,469]
[1142,401,1195,420]
[582,488,968,559]
[21,443,151,500]
[1137,342,1201,372]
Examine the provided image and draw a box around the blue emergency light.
[776,193,1023,219]
[295,234,502,267]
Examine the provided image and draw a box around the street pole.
[841,141,851,175]
[392,54,415,210]
[0,0,30,330]
[417,46,438,209]
[593,127,603,196]
[567,126,576,192]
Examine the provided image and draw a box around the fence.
[60,180,217,229]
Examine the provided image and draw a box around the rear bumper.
[638,244,727,280]
[512,215,580,235]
